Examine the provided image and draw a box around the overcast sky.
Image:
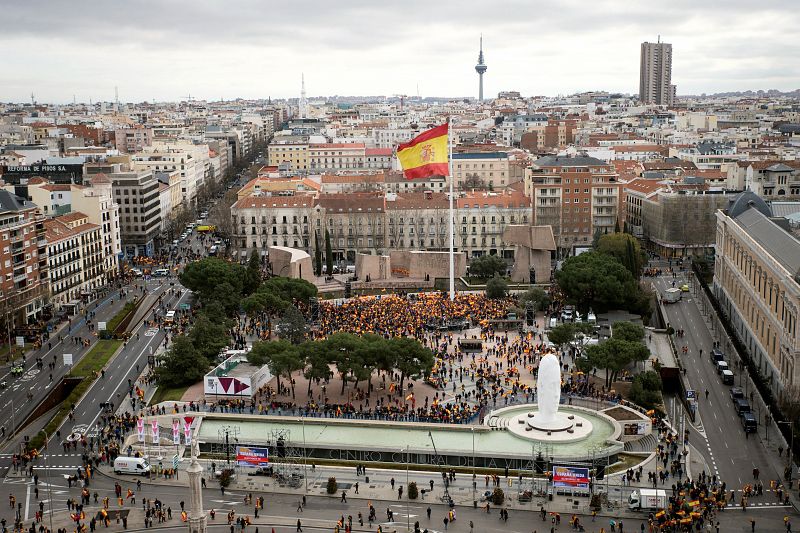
[2,0,798,104]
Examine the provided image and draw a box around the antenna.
[30,92,35,105]
[658,34,661,43]
[115,86,119,106]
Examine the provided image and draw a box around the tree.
[547,322,595,355]
[189,314,230,361]
[325,332,365,394]
[180,258,246,303]
[611,321,645,343]
[518,287,551,312]
[583,338,650,388]
[261,277,318,304]
[555,252,637,314]
[596,233,647,278]
[276,305,308,345]
[485,274,508,299]
[156,336,210,388]
[314,232,323,277]
[302,341,333,394]
[469,255,507,279]
[325,229,333,276]
[245,250,262,295]
[248,339,304,393]
[630,371,663,410]
[386,337,435,392]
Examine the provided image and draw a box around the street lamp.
[778,420,794,481]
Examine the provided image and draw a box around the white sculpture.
[535,353,561,424]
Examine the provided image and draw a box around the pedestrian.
[426,507,431,520]
[341,491,347,503]
[296,519,302,532]
[297,501,303,513]
[443,517,449,530]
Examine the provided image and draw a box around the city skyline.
[1,0,799,103]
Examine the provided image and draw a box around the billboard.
[1,164,84,184]
[552,465,590,489]
[236,446,270,467]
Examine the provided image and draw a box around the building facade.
[713,192,800,398]
[44,212,103,308]
[108,170,161,257]
[639,41,675,106]
[528,156,621,255]
[0,191,48,327]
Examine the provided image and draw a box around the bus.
[164,310,176,330]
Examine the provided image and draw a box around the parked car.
[730,387,744,400]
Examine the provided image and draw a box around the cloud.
[1,0,798,102]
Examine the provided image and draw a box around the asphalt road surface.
[653,274,784,491]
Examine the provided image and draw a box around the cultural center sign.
[236,446,269,467]
[552,465,590,489]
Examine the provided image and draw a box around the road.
[2,461,795,532]
[0,287,134,442]
[653,273,782,491]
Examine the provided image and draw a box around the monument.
[506,352,595,443]
[186,439,207,533]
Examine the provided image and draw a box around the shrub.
[408,481,418,500]
[326,477,338,494]
[491,487,505,505]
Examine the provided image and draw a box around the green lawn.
[0,342,33,360]
[150,385,189,405]
[69,340,123,378]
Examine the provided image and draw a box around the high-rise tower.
[299,73,308,119]
[639,38,675,106]
[475,36,487,102]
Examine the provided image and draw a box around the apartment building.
[267,142,309,171]
[44,212,103,308]
[71,175,121,281]
[528,155,621,255]
[131,148,205,206]
[713,191,800,397]
[639,40,675,106]
[743,162,800,199]
[456,187,530,258]
[309,143,366,172]
[316,193,386,263]
[386,192,450,252]
[114,128,153,153]
[519,119,578,153]
[0,190,48,326]
[453,150,522,190]
[231,195,316,258]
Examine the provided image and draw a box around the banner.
[172,420,180,445]
[552,465,590,489]
[151,420,159,443]
[137,418,145,443]
[236,446,269,467]
[183,417,194,444]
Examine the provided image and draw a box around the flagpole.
[448,116,455,301]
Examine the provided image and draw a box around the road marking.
[24,483,30,521]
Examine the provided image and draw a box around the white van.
[549,317,557,329]
[113,457,150,475]
[154,268,169,277]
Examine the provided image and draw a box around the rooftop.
[734,207,800,276]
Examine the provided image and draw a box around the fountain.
[505,353,595,443]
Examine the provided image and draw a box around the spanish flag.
[397,124,449,179]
